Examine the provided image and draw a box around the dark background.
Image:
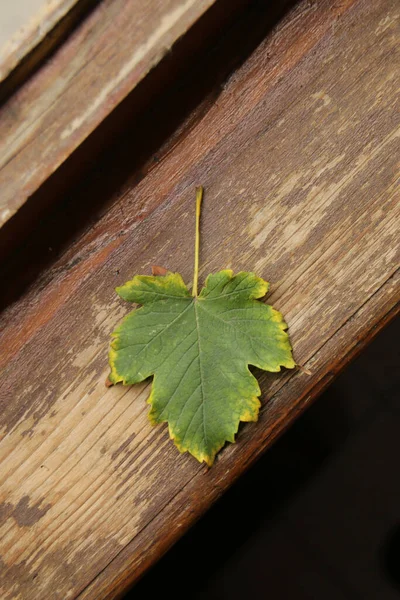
[126,316,399,599]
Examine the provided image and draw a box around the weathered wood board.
[0,0,218,227]
[0,0,90,84]
[0,0,399,598]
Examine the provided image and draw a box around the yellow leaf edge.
[148,380,262,467]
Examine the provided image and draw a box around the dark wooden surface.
[0,0,399,598]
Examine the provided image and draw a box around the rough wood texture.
[0,0,218,227]
[0,0,90,84]
[0,0,399,598]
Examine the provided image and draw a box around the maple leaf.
[108,188,295,465]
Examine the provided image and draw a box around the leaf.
[108,269,295,466]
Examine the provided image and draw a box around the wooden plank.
[0,0,399,598]
[0,0,219,228]
[0,0,94,85]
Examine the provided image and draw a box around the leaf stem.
[192,186,203,297]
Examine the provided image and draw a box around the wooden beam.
[0,0,219,228]
[0,0,96,86]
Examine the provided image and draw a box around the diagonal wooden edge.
[0,0,220,229]
[0,0,95,85]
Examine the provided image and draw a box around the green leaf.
[109,269,295,466]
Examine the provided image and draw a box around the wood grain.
[0,0,218,228]
[0,0,399,598]
[0,0,94,85]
